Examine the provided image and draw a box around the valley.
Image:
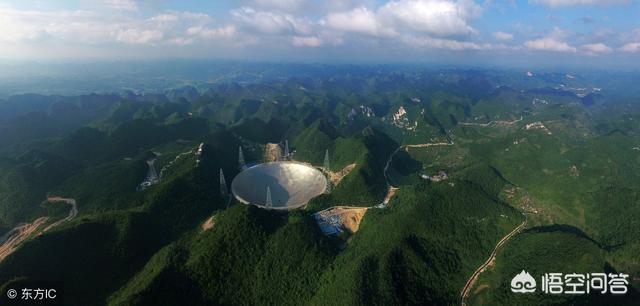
[0,67,638,305]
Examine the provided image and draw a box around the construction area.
[314,207,369,235]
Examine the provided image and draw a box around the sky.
[1,0,640,67]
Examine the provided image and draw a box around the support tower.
[238,146,246,170]
[323,149,332,194]
[265,186,273,208]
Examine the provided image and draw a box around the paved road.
[0,217,49,262]
[459,217,527,306]
[43,197,78,232]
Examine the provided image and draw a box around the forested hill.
[0,68,638,305]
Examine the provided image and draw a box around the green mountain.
[0,67,638,305]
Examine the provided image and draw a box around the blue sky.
[1,0,640,67]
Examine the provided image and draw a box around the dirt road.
[458,116,523,127]
[459,218,527,305]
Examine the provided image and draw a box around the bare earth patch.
[383,186,399,205]
[264,143,282,162]
[326,163,356,186]
[316,206,369,234]
[202,216,216,231]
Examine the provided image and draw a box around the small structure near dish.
[420,171,448,182]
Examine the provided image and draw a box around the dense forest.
[0,67,638,305]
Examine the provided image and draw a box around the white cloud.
[524,28,577,52]
[232,7,313,35]
[580,43,612,55]
[245,0,308,12]
[402,35,490,50]
[292,36,323,47]
[0,7,234,46]
[531,0,628,7]
[103,0,139,11]
[378,0,478,37]
[187,25,237,40]
[325,7,381,36]
[116,29,163,44]
[620,42,640,53]
[324,0,373,11]
[325,1,479,38]
[524,37,576,52]
[3,0,635,59]
[619,28,640,44]
[493,31,513,41]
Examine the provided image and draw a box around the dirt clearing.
[202,216,215,231]
[264,143,282,162]
[326,163,356,186]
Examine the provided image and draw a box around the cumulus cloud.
[4,0,637,59]
[116,29,163,44]
[580,43,612,55]
[531,0,628,7]
[292,36,323,47]
[320,0,487,51]
[325,7,381,36]
[493,31,513,41]
[325,0,479,38]
[620,42,640,53]
[0,7,234,46]
[620,28,640,43]
[324,0,373,11]
[524,37,576,52]
[524,28,577,52]
[244,0,308,12]
[232,7,313,35]
[187,25,236,40]
[378,0,479,37]
[401,35,490,50]
[0,1,491,54]
[104,0,139,11]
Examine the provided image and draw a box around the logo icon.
[511,270,537,293]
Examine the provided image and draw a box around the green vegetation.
[470,226,639,305]
[0,68,638,305]
[109,205,337,306]
[311,180,522,305]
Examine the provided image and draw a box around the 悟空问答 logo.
[511,270,537,293]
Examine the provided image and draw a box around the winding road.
[42,197,78,233]
[459,217,527,306]
[0,196,78,263]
